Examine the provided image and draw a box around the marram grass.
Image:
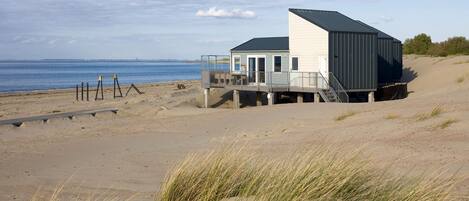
[158,146,454,201]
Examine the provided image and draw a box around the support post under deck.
[368,91,375,103]
[256,92,262,106]
[267,92,275,106]
[233,90,240,109]
[203,88,210,108]
[297,93,304,103]
[314,93,320,103]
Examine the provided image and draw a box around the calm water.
[0,61,202,93]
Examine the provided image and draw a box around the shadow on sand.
[401,67,418,83]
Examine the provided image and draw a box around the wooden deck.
[0,107,118,127]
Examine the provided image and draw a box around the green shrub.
[404,33,433,55]
[404,34,469,56]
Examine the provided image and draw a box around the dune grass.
[453,60,469,65]
[158,146,454,201]
[416,106,444,121]
[335,111,357,121]
[456,76,465,84]
[384,114,400,120]
[435,119,459,130]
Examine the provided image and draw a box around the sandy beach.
[1,55,469,200]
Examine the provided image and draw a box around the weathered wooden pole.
[100,76,104,100]
[81,82,84,101]
[76,85,79,101]
[86,82,89,101]
[113,74,116,98]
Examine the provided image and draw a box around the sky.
[0,0,468,60]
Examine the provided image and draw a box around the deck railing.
[202,70,331,92]
[200,55,348,102]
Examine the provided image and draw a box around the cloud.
[196,7,256,19]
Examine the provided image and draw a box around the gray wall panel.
[329,32,378,91]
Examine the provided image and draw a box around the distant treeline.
[403,34,469,57]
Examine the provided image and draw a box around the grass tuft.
[416,106,444,121]
[456,76,465,84]
[158,146,455,201]
[454,60,469,65]
[435,119,459,129]
[384,114,400,120]
[335,111,357,121]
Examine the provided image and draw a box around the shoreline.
[0,79,200,97]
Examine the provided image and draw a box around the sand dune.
[1,56,469,200]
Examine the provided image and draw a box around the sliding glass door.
[248,57,256,83]
[247,56,266,84]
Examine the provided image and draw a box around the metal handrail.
[317,72,340,102]
[327,72,349,103]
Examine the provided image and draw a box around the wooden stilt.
[76,85,79,101]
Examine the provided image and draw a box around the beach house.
[201,9,403,108]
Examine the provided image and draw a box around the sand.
[1,55,469,200]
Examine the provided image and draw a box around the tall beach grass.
[158,145,455,201]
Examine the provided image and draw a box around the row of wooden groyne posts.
[0,74,144,128]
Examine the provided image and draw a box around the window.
[233,56,241,71]
[274,56,282,72]
[292,57,299,71]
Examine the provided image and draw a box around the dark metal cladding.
[377,38,394,84]
[392,40,403,81]
[329,32,378,91]
[231,37,289,51]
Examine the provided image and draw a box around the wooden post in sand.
[75,85,79,101]
[233,90,240,109]
[81,82,84,101]
[368,91,375,103]
[203,88,210,108]
[256,92,262,106]
[297,93,304,103]
[267,92,275,106]
[314,93,320,103]
[86,82,89,101]
[113,74,123,99]
[95,75,104,101]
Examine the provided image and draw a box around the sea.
[0,60,205,93]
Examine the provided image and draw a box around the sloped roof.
[355,20,397,40]
[231,37,289,51]
[289,8,376,34]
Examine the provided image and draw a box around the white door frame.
[318,56,329,89]
[247,55,266,84]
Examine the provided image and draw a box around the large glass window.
[274,56,282,72]
[233,57,241,71]
[292,57,299,71]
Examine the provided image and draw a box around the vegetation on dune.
[416,106,444,121]
[404,34,469,57]
[435,119,459,130]
[384,114,400,120]
[158,146,455,201]
[334,111,357,121]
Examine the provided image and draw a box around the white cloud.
[196,7,256,19]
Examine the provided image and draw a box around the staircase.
[319,88,339,102]
[318,73,349,103]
